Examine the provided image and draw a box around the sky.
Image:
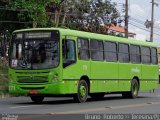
[111,0,160,46]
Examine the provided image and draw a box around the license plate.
[29,90,38,94]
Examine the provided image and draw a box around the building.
[108,25,136,38]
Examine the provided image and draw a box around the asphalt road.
[0,89,160,120]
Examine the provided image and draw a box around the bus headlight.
[53,74,58,82]
[9,74,15,83]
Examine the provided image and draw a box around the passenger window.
[118,43,129,63]
[130,45,141,63]
[104,41,117,62]
[62,39,76,68]
[90,40,104,61]
[78,38,90,60]
[151,48,157,64]
[141,46,151,64]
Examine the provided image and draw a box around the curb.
[0,94,10,99]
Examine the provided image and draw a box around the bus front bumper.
[9,81,77,95]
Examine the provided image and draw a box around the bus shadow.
[14,95,150,105]
[87,95,149,102]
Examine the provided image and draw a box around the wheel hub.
[80,86,86,97]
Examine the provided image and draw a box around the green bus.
[8,28,159,103]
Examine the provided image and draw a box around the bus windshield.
[9,31,59,69]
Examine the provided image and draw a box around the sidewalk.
[0,66,9,99]
[0,93,10,98]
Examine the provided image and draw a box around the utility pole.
[150,0,154,42]
[150,0,158,42]
[125,0,128,38]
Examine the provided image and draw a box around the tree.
[2,0,120,32]
[7,0,50,28]
[6,0,66,28]
[0,0,64,57]
[47,0,120,34]
[46,0,68,27]
[0,1,20,57]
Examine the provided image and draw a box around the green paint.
[8,28,159,97]
[80,86,86,98]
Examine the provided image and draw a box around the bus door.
[62,36,77,77]
[62,36,90,93]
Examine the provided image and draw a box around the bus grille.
[17,76,48,83]
[20,87,45,90]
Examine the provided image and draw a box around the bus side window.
[62,39,76,68]
[78,38,89,60]
[151,48,158,64]
[141,46,151,64]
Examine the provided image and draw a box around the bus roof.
[14,28,157,48]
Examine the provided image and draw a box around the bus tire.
[74,80,88,103]
[30,96,44,104]
[129,79,139,98]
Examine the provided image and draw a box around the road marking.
[10,105,43,109]
[49,102,160,114]
[49,107,108,114]
[15,115,48,120]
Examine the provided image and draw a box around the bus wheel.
[74,80,88,103]
[30,96,44,104]
[129,79,139,98]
